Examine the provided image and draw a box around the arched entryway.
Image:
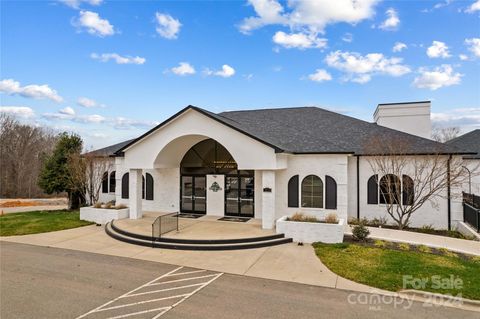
[180,139,254,217]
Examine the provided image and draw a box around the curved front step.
[105,222,292,250]
[111,220,287,244]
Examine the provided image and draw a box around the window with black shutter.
[287,175,299,207]
[367,175,378,204]
[146,173,154,200]
[121,173,129,199]
[325,175,337,209]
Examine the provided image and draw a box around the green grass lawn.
[313,242,480,300]
[0,210,93,236]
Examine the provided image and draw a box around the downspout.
[447,155,452,231]
[357,155,360,220]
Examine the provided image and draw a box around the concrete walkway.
[0,225,382,296]
[345,226,480,256]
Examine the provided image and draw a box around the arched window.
[121,173,129,199]
[146,173,154,200]
[142,176,145,199]
[109,171,116,193]
[301,175,323,208]
[367,175,378,204]
[325,176,337,210]
[102,172,108,193]
[379,174,401,205]
[287,175,299,208]
[402,175,414,206]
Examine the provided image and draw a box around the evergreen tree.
[38,132,83,209]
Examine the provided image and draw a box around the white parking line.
[166,269,207,277]
[124,283,205,298]
[76,266,223,319]
[149,274,218,286]
[98,294,189,312]
[75,266,183,319]
[106,306,170,319]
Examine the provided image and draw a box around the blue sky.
[1,0,479,150]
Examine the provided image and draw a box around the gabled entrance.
[180,139,254,217]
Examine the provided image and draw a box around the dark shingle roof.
[108,105,468,156]
[214,106,462,155]
[446,129,480,159]
[85,139,136,157]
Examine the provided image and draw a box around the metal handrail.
[151,212,179,247]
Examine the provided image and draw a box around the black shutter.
[146,173,154,200]
[109,171,116,193]
[142,176,145,199]
[367,175,378,204]
[325,175,337,209]
[102,172,108,193]
[287,175,299,207]
[121,173,129,199]
[402,175,414,205]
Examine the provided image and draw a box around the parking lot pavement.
[2,242,478,319]
[76,267,222,319]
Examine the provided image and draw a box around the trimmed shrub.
[398,243,410,251]
[93,202,102,208]
[438,248,458,258]
[352,224,370,242]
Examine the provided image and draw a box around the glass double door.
[181,176,206,214]
[225,176,254,217]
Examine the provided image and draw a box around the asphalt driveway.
[1,242,478,319]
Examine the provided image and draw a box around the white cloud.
[60,0,103,9]
[239,0,288,34]
[426,41,451,58]
[0,106,35,118]
[0,79,63,102]
[171,62,196,76]
[74,10,115,37]
[459,54,469,61]
[239,0,379,34]
[432,107,480,129]
[155,13,181,39]
[73,114,106,123]
[77,96,102,108]
[392,42,407,52]
[379,8,400,31]
[413,64,462,90]
[272,31,327,49]
[325,50,410,83]
[342,33,353,43]
[204,65,236,78]
[308,69,332,82]
[112,117,159,130]
[59,106,75,116]
[465,0,480,13]
[90,53,146,65]
[465,38,480,57]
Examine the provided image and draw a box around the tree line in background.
[1,113,109,209]
[0,114,58,198]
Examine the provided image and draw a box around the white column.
[262,170,276,229]
[129,169,143,219]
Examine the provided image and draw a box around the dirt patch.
[0,200,44,208]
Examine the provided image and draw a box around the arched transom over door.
[179,138,254,217]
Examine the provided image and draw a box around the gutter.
[447,155,452,231]
[357,155,360,220]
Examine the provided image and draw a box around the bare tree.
[364,136,478,230]
[0,113,58,198]
[432,126,460,142]
[67,152,112,205]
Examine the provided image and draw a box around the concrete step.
[111,220,287,244]
[105,222,292,251]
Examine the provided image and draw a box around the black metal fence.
[151,212,179,246]
[463,203,480,233]
[463,192,480,209]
